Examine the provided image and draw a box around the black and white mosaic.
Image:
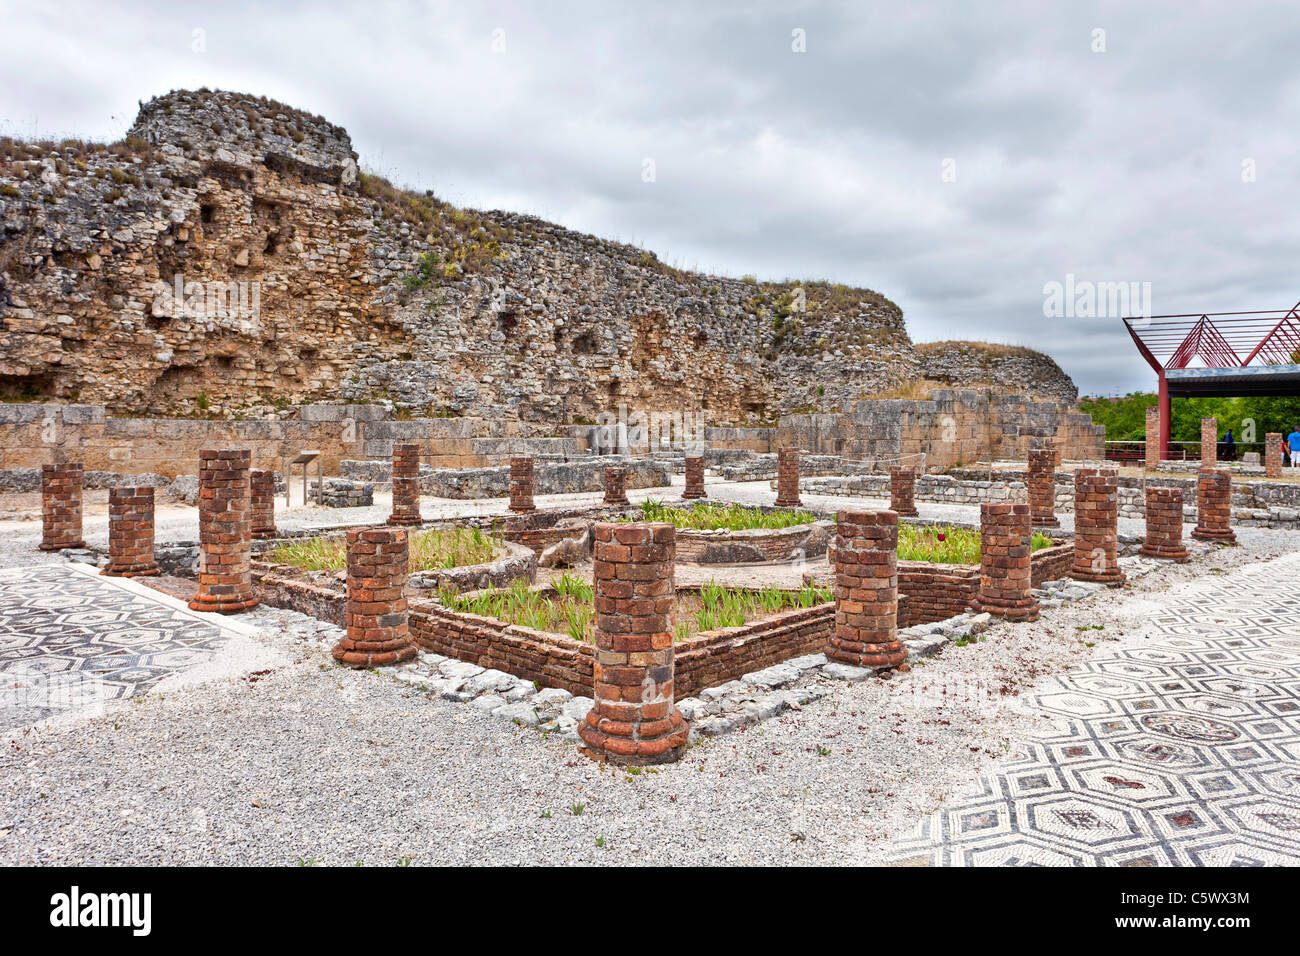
[0,566,228,730]
[888,553,1300,866]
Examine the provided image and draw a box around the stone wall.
[913,342,1079,402]
[0,401,583,475]
[1,88,935,427]
[775,388,1103,471]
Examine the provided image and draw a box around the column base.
[1069,568,1127,587]
[1191,527,1237,544]
[891,505,919,517]
[188,594,260,613]
[970,596,1040,621]
[39,540,86,552]
[251,528,279,539]
[774,496,803,508]
[1032,515,1060,528]
[508,505,536,514]
[386,514,423,526]
[331,639,417,668]
[824,640,906,669]
[101,563,160,578]
[579,708,690,766]
[1139,543,1190,562]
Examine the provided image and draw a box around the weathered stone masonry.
[249,469,277,539]
[509,456,536,513]
[889,466,918,517]
[387,442,422,526]
[683,457,706,499]
[775,447,801,507]
[188,449,259,613]
[1070,468,1125,587]
[1193,468,1237,544]
[580,522,690,766]
[826,509,905,670]
[971,503,1038,622]
[1027,448,1059,527]
[102,486,159,577]
[333,526,417,668]
[39,462,85,551]
[1140,487,1189,562]
[602,467,628,506]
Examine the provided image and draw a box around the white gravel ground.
[1,476,1297,864]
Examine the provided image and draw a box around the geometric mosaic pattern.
[0,565,227,731]
[888,552,1300,866]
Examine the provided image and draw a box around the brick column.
[889,467,918,517]
[1265,433,1282,479]
[602,466,629,506]
[1192,467,1237,544]
[189,449,259,613]
[682,456,706,499]
[1027,448,1059,527]
[580,522,689,766]
[39,462,86,551]
[250,469,278,539]
[775,447,802,507]
[387,443,423,526]
[1200,417,1218,466]
[509,456,536,513]
[1070,467,1126,586]
[1145,406,1161,471]
[332,526,417,667]
[826,509,905,670]
[102,486,159,577]
[971,503,1039,621]
[1139,487,1189,562]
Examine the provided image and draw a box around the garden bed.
[251,524,536,602]
[628,499,834,564]
[410,581,834,698]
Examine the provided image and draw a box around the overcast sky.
[4,1,1298,396]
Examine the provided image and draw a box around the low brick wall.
[253,569,835,699]
[896,542,1071,627]
[502,505,635,553]
[673,604,832,696]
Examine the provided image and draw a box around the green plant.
[272,526,502,573]
[629,498,818,531]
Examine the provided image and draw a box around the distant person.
[1289,427,1300,469]
[1224,429,1236,461]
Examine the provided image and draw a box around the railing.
[1104,440,1266,463]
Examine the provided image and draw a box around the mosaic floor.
[889,552,1300,866]
[0,565,228,730]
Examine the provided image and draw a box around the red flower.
[937,532,946,542]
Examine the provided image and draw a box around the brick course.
[683,456,706,499]
[889,467,918,517]
[39,462,86,551]
[387,442,423,526]
[826,509,905,669]
[1027,448,1059,527]
[1201,417,1218,466]
[1145,406,1161,471]
[1266,433,1283,479]
[1140,486,1189,562]
[509,456,537,513]
[602,466,629,505]
[579,522,690,765]
[189,449,259,613]
[1192,467,1237,544]
[102,486,159,577]
[775,446,802,507]
[250,469,278,539]
[333,526,417,667]
[971,503,1039,621]
[1070,467,1125,586]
